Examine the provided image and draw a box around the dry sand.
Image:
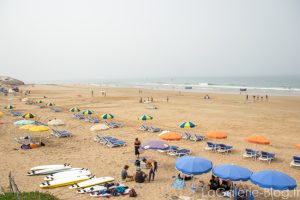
[0,84,300,200]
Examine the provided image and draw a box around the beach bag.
[129,188,137,197]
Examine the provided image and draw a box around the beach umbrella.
[19,124,37,130]
[295,144,300,150]
[141,140,169,150]
[246,135,270,145]
[90,124,109,131]
[70,107,80,112]
[250,170,296,190]
[82,109,95,115]
[159,131,182,141]
[46,102,55,107]
[14,120,35,126]
[206,131,227,139]
[48,119,65,126]
[29,125,50,132]
[179,121,197,129]
[0,112,3,117]
[101,113,114,119]
[36,99,43,103]
[138,115,153,121]
[22,113,36,119]
[212,164,252,181]
[175,156,212,175]
[4,105,14,110]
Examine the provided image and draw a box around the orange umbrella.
[206,131,227,139]
[159,131,182,141]
[246,135,270,145]
[296,144,300,150]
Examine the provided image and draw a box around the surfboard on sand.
[30,164,71,171]
[77,185,107,194]
[27,166,72,176]
[44,169,91,181]
[40,175,92,189]
[69,177,114,189]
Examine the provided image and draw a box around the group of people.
[245,94,269,102]
[120,138,158,183]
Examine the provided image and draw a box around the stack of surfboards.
[27,164,115,192]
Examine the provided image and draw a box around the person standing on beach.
[266,95,268,101]
[134,138,141,159]
[253,96,256,102]
[167,96,169,102]
[148,164,155,182]
[91,90,94,97]
[246,95,248,101]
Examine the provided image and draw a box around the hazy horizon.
[0,0,300,82]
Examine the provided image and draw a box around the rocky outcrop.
[0,76,24,86]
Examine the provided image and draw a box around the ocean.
[38,76,300,96]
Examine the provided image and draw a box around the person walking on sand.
[266,94,268,101]
[246,95,248,101]
[134,138,141,159]
[148,164,155,182]
[167,96,169,103]
[91,90,94,97]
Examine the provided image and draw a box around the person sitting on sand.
[121,165,133,182]
[219,180,231,191]
[134,167,147,183]
[209,175,220,190]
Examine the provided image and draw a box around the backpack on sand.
[129,188,137,197]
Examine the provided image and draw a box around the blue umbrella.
[250,170,297,190]
[212,164,252,181]
[140,140,169,150]
[175,156,212,175]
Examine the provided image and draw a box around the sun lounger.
[171,178,186,190]
[73,114,85,119]
[52,130,72,138]
[34,121,48,126]
[217,144,233,154]
[106,139,126,148]
[243,148,258,160]
[258,151,275,164]
[205,142,220,151]
[148,126,161,132]
[139,125,149,131]
[10,111,22,116]
[168,149,191,157]
[190,134,205,141]
[157,146,178,153]
[182,132,192,140]
[290,156,300,167]
[51,108,62,112]
[86,117,101,123]
[95,135,125,147]
[14,136,34,144]
[105,121,123,128]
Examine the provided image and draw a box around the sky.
[0,0,299,82]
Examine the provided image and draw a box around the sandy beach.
[1,84,300,200]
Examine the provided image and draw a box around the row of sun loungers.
[182,132,205,141]
[139,125,161,132]
[52,130,72,138]
[94,135,126,148]
[105,121,123,128]
[157,146,191,157]
[205,142,233,154]
[243,148,276,164]
[10,111,22,116]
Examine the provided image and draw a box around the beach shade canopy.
[212,164,252,181]
[48,119,65,126]
[14,120,35,126]
[46,102,55,106]
[101,113,114,119]
[22,113,36,119]
[29,125,50,132]
[0,112,3,117]
[179,121,197,129]
[141,140,169,150]
[82,109,95,115]
[295,144,300,150]
[70,107,80,112]
[19,124,37,130]
[138,115,153,121]
[206,131,227,139]
[175,156,212,175]
[4,105,14,110]
[159,131,182,141]
[246,135,270,145]
[250,170,297,190]
[90,124,109,131]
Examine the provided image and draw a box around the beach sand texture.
[1,84,300,200]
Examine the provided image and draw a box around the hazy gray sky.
[0,0,299,82]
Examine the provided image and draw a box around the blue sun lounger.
[168,149,191,157]
[258,151,275,164]
[217,144,233,154]
[205,142,220,151]
[290,156,300,167]
[243,148,258,160]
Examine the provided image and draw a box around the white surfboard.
[27,166,72,176]
[77,185,107,194]
[30,164,71,171]
[40,175,92,189]
[44,169,91,181]
[69,177,114,189]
